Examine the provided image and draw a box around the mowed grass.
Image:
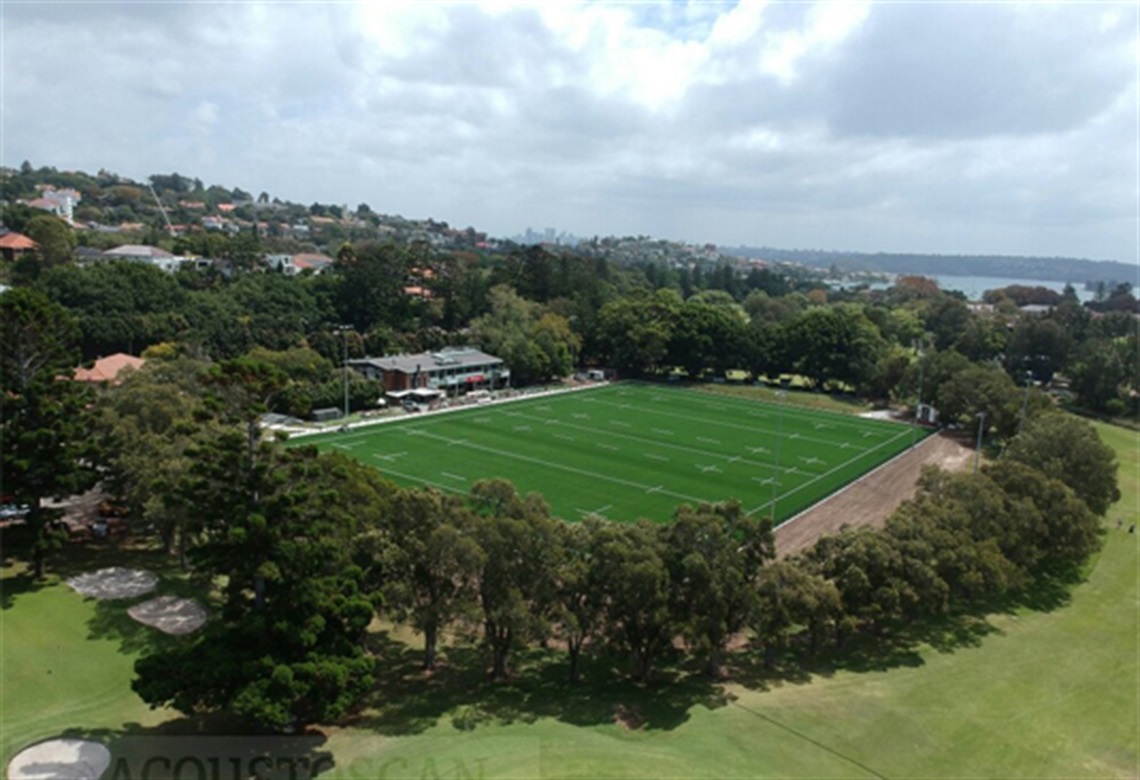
[300,383,924,524]
[0,544,189,770]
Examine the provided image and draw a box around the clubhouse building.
[347,347,509,394]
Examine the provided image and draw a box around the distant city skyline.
[3,2,1137,264]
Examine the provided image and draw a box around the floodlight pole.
[974,411,986,475]
[335,325,351,427]
[771,390,786,523]
[912,337,924,448]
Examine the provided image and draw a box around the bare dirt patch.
[65,567,158,600]
[127,595,208,635]
[774,431,974,558]
[7,738,111,779]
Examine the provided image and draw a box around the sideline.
[278,381,612,440]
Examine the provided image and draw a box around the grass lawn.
[298,382,925,524]
[1,420,1134,778]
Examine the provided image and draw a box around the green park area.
[300,383,926,524]
[1,420,1135,777]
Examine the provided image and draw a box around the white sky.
[2,1,1137,262]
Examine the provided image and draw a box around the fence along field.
[303,383,928,524]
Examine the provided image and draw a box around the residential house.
[73,353,146,386]
[0,231,38,262]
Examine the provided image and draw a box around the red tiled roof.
[0,232,38,250]
[293,253,334,268]
[73,353,145,385]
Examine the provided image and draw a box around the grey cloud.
[818,4,1135,140]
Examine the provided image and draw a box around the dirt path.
[774,431,974,558]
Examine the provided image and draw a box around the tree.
[667,300,749,378]
[0,289,98,577]
[551,518,607,683]
[382,488,484,669]
[469,479,559,679]
[470,286,577,385]
[984,460,1101,576]
[1067,339,1134,413]
[1003,316,1073,384]
[781,305,886,390]
[664,501,774,675]
[805,527,930,639]
[595,290,680,377]
[885,498,1020,606]
[595,520,673,682]
[24,214,76,271]
[95,357,216,562]
[1004,414,1121,516]
[753,560,841,659]
[937,364,1022,437]
[134,445,381,729]
[334,240,412,332]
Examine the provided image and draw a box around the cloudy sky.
[3,1,1137,262]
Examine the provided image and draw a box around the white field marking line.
[441,471,467,482]
[552,433,576,442]
[376,466,466,496]
[775,430,940,532]
[505,408,803,474]
[409,427,709,505]
[610,419,632,427]
[596,443,620,451]
[512,425,533,432]
[544,418,560,425]
[752,476,781,485]
[696,464,722,474]
[473,417,492,423]
[646,485,664,494]
[747,427,912,517]
[645,453,670,462]
[697,436,721,444]
[572,413,590,419]
[582,396,862,451]
[370,451,407,462]
[799,455,825,466]
[652,427,675,436]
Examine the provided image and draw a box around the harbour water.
[930,274,1095,302]
[844,274,1097,302]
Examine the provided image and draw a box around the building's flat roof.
[350,347,502,375]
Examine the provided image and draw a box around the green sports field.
[300,383,927,523]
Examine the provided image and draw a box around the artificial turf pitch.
[301,383,927,524]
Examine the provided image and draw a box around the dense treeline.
[9,236,1138,422]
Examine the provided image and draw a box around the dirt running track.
[774,431,974,558]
